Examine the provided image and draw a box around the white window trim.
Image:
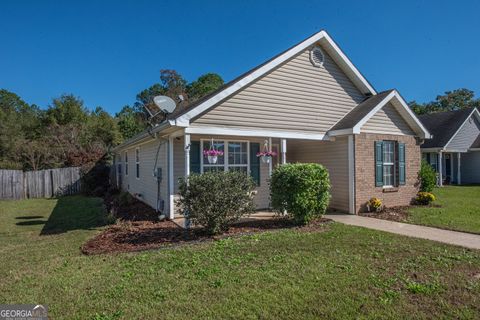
[124,151,128,176]
[135,147,140,180]
[200,139,250,173]
[382,141,395,188]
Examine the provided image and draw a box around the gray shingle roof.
[329,90,394,131]
[418,108,475,149]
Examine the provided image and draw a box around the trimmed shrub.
[177,171,256,235]
[270,163,330,225]
[415,192,435,205]
[419,160,437,192]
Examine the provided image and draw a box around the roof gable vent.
[310,46,324,67]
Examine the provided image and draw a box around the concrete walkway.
[325,214,480,250]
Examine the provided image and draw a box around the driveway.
[325,214,480,250]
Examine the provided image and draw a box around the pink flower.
[203,149,224,156]
[256,151,277,157]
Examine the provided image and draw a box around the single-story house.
[419,107,480,185]
[112,30,431,218]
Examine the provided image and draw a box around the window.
[426,153,438,172]
[228,141,248,173]
[375,141,406,187]
[383,141,395,187]
[125,152,128,176]
[201,140,248,173]
[135,148,140,179]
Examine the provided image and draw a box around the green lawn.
[1,196,480,319]
[407,185,480,234]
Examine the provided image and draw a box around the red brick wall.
[354,133,421,213]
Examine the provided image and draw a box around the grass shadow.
[16,215,44,219]
[16,220,47,226]
[40,196,108,235]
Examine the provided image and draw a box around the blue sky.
[1,0,479,114]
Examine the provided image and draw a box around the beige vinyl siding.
[192,46,365,134]
[173,135,271,210]
[288,137,349,212]
[446,116,480,151]
[116,139,168,211]
[361,103,415,135]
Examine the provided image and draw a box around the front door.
[445,153,451,184]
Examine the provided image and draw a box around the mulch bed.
[82,217,332,255]
[104,192,159,222]
[361,204,442,222]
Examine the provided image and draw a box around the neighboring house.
[419,107,480,185]
[112,30,431,217]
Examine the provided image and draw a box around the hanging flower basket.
[256,151,277,163]
[203,149,224,164]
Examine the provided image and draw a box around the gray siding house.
[419,108,480,185]
[113,30,431,217]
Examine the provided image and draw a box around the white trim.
[184,134,191,178]
[444,108,480,149]
[354,91,396,132]
[457,152,461,185]
[281,139,287,164]
[168,136,174,220]
[348,135,355,214]
[444,148,469,153]
[124,151,128,176]
[268,137,273,177]
[361,130,408,136]
[438,151,443,187]
[328,128,354,137]
[469,148,480,151]
[351,90,431,139]
[112,122,171,152]
[176,30,376,123]
[135,147,140,180]
[185,126,328,140]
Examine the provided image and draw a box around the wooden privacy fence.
[0,167,81,200]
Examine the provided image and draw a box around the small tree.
[270,163,331,225]
[177,171,256,235]
[419,160,437,192]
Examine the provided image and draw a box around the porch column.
[457,152,461,185]
[168,136,174,220]
[184,133,191,228]
[281,139,287,165]
[438,152,443,187]
[348,135,355,214]
[268,137,273,176]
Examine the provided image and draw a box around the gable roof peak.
[172,29,377,124]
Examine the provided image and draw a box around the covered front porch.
[166,128,355,219]
[423,150,464,186]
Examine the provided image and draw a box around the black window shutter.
[375,141,384,187]
[190,141,201,174]
[398,143,406,185]
[250,142,260,186]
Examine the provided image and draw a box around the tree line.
[0,70,224,170]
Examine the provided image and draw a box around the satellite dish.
[153,95,176,114]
